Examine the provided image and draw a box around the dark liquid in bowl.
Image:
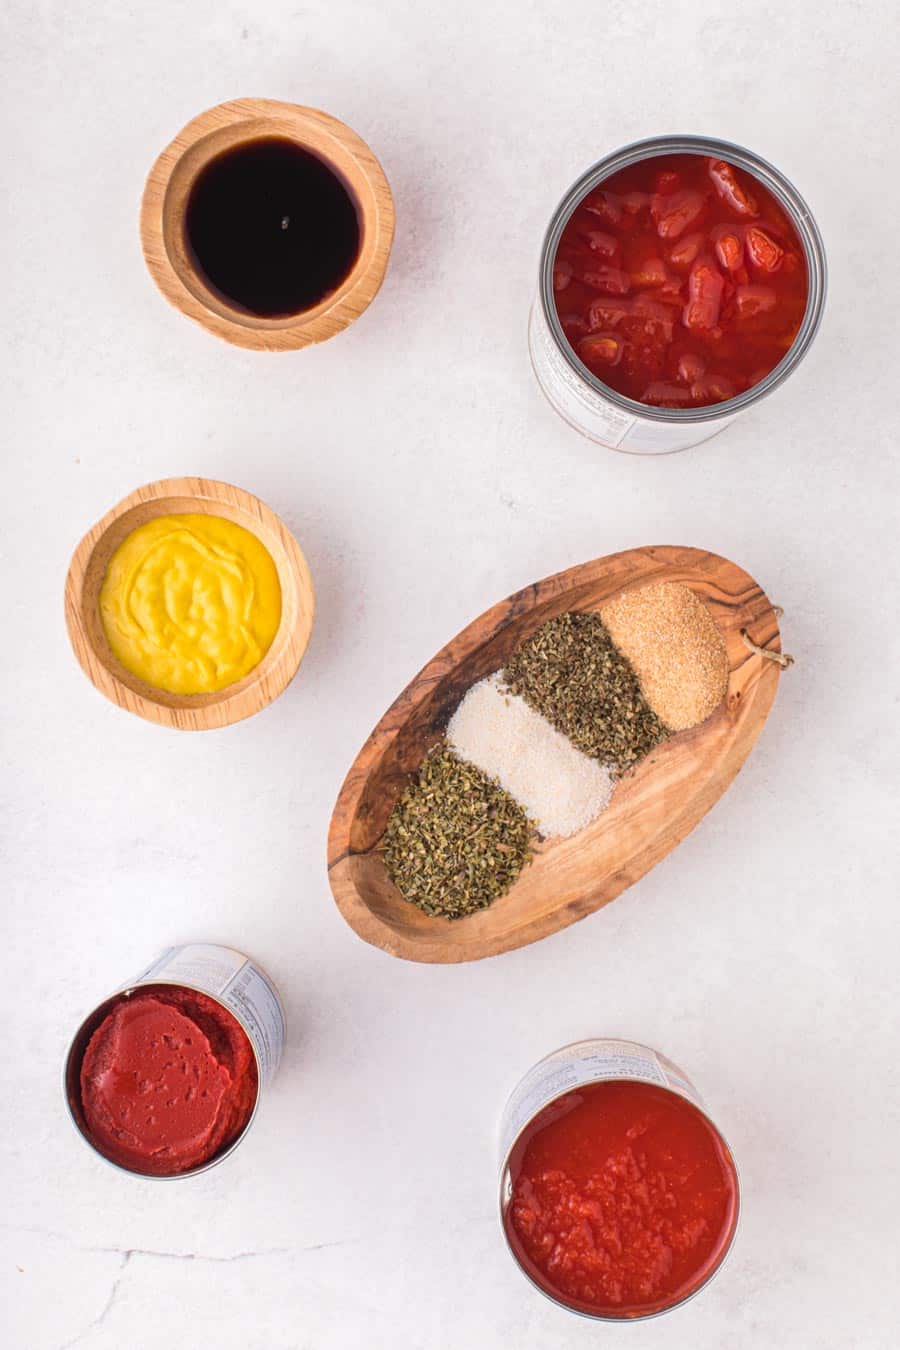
[185,137,361,317]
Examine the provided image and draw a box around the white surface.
[3,2,899,1346]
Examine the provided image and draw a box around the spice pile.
[448,675,614,839]
[382,582,729,920]
[602,581,729,730]
[503,611,667,772]
[381,747,534,920]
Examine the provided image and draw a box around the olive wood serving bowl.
[65,477,315,730]
[140,98,394,350]
[328,546,785,962]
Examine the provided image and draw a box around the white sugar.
[447,674,614,839]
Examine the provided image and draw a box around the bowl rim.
[64,476,315,730]
[139,98,395,351]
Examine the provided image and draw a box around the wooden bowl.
[65,478,315,730]
[328,546,787,963]
[140,99,394,351]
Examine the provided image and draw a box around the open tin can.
[529,134,827,453]
[64,942,286,1178]
[498,1038,740,1320]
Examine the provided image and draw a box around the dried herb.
[381,746,535,920]
[503,611,668,774]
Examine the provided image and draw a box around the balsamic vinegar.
[185,137,360,317]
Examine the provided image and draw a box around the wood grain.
[64,477,315,730]
[327,546,785,962]
[140,99,395,351]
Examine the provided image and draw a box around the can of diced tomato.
[64,943,286,1179]
[498,1039,740,1321]
[529,134,826,453]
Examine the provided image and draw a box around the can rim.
[538,133,827,424]
[62,958,278,1181]
[497,1038,742,1322]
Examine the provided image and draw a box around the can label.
[499,1038,701,1167]
[131,943,285,1084]
[528,302,738,454]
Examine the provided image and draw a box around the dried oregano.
[381,746,535,919]
[503,611,668,774]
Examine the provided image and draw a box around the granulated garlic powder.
[447,675,614,838]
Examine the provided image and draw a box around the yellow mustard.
[99,513,282,695]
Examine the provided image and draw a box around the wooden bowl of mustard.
[65,478,315,730]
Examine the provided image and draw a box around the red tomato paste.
[505,1079,738,1318]
[79,986,258,1176]
[553,153,808,408]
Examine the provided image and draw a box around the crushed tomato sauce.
[505,1080,738,1317]
[553,152,808,408]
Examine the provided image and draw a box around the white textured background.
[3,2,899,1347]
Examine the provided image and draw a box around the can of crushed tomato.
[64,943,286,1179]
[498,1039,740,1321]
[529,134,827,453]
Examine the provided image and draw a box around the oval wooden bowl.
[140,98,395,351]
[328,546,786,963]
[65,477,315,730]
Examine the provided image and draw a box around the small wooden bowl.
[65,478,315,730]
[140,99,394,351]
[328,546,786,963]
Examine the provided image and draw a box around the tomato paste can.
[64,942,286,1178]
[498,1038,740,1320]
[529,134,827,453]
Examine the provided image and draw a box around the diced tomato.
[735,284,777,317]
[582,266,631,295]
[578,333,623,367]
[642,381,695,406]
[677,352,707,383]
[580,229,620,260]
[708,159,758,217]
[631,294,675,319]
[584,308,674,357]
[707,374,737,400]
[621,191,652,215]
[711,227,744,273]
[745,227,784,273]
[668,232,705,269]
[683,258,725,332]
[641,285,685,308]
[587,297,634,330]
[621,336,668,385]
[629,294,676,340]
[652,190,706,240]
[553,258,573,291]
[690,373,737,402]
[583,191,623,227]
[655,169,681,194]
[630,257,669,288]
